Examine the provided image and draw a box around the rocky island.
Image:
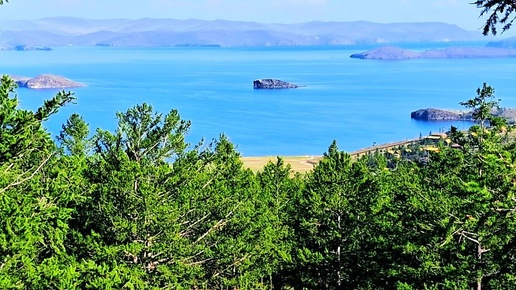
[253,79,299,89]
[10,74,84,89]
[0,45,53,51]
[411,108,516,122]
[13,45,53,51]
[351,46,516,60]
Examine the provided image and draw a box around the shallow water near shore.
[2,44,515,156]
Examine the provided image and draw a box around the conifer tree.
[0,75,82,288]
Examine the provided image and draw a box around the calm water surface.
[2,45,516,156]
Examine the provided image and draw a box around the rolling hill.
[0,17,488,48]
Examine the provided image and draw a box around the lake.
[2,44,516,156]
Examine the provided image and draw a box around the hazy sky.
[0,0,488,31]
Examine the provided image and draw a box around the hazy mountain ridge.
[0,17,488,47]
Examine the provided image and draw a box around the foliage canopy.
[2,76,516,289]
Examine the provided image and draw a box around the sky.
[0,0,491,32]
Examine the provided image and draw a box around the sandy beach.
[241,156,322,173]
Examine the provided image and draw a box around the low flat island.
[351,46,516,60]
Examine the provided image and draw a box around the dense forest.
[2,72,516,290]
[3,1,516,289]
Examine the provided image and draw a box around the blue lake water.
[2,44,516,156]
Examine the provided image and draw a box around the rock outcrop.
[253,79,299,89]
[11,74,83,89]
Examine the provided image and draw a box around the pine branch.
[0,152,54,194]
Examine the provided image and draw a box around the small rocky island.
[0,45,53,51]
[13,45,53,51]
[253,79,299,89]
[411,108,516,122]
[10,74,84,89]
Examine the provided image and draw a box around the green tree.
[74,104,200,288]
[257,157,302,289]
[417,137,516,289]
[115,103,190,163]
[0,76,75,164]
[291,142,390,289]
[411,88,516,289]
[458,83,506,152]
[57,113,91,157]
[190,136,267,289]
[0,75,83,288]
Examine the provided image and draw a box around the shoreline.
[241,133,449,172]
[241,138,421,172]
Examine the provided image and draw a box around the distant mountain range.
[0,17,490,48]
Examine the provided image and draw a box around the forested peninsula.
[411,107,516,121]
